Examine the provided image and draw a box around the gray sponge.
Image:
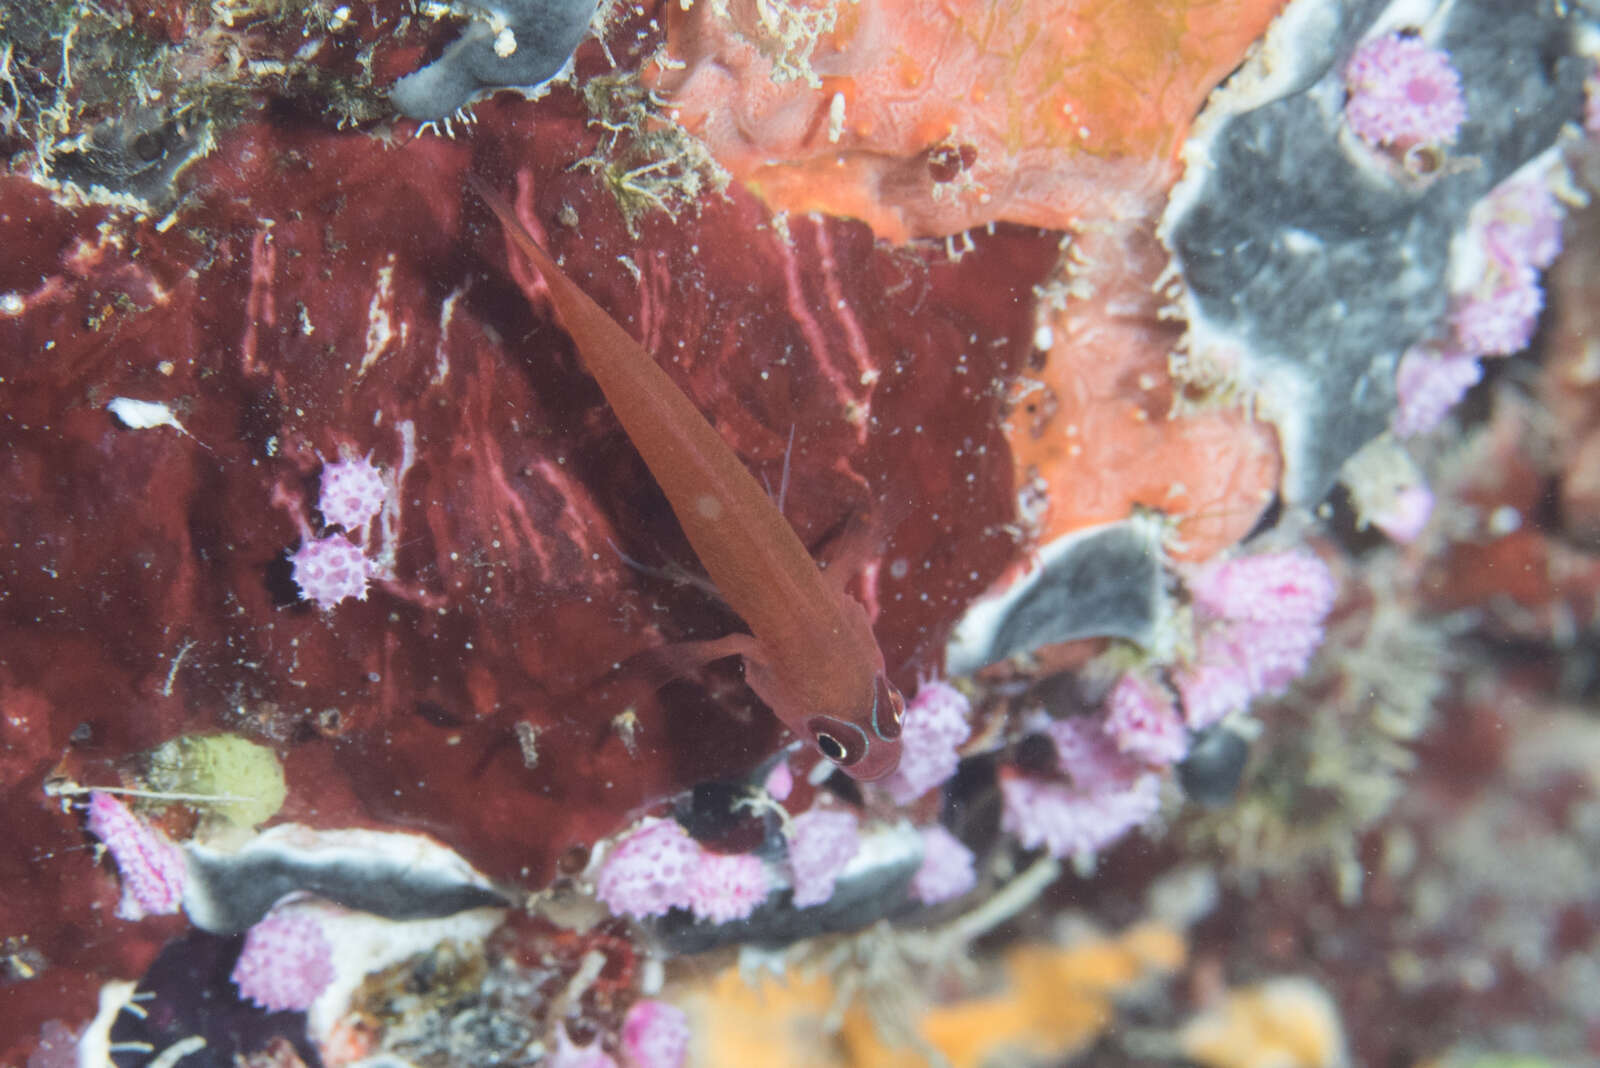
[1161,0,1588,505]
[391,0,600,122]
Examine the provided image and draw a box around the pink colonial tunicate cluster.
[881,679,972,804]
[595,818,771,923]
[621,999,691,1068]
[85,790,186,921]
[1451,266,1545,357]
[909,824,977,905]
[1343,33,1466,153]
[230,905,336,1013]
[1396,172,1567,437]
[1392,346,1483,439]
[787,809,860,908]
[288,453,396,610]
[999,716,1162,860]
[686,851,772,924]
[994,558,1334,864]
[316,454,387,532]
[1176,550,1338,730]
[547,998,692,1068]
[1102,672,1189,766]
[289,532,371,610]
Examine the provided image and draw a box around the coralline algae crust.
[1162,0,1589,505]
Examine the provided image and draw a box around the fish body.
[474,180,903,779]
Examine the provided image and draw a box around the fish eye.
[815,732,847,762]
[808,716,867,766]
[870,674,905,741]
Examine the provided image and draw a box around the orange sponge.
[647,0,1286,241]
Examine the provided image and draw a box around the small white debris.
[107,397,209,450]
[494,27,517,57]
[108,396,185,432]
[827,91,846,144]
[611,709,641,758]
[514,721,541,769]
[1487,505,1522,537]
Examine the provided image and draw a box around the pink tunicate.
[289,532,370,609]
[1451,265,1543,357]
[998,767,1161,860]
[1102,673,1189,767]
[1479,178,1564,274]
[685,851,770,924]
[316,454,387,532]
[1344,33,1466,149]
[1174,660,1253,732]
[1046,715,1143,791]
[881,679,972,804]
[1188,551,1337,626]
[909,825,976,905]
[85,791,186,921]
[1393,346,1482,438]
[595,819,700,919]
[231,906,335,1013]
[621,999,691,1068]
[787,809,859,908]
[1175,555,1336,727]
[1200,619,1327,698]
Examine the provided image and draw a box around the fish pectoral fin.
[811,495,912,599]
[626,633,768,690]
[607,538,725,602]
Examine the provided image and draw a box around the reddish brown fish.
[473,179,903,779]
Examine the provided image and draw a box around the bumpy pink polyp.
[595,819,701,919]
[621,999,691,1068]
[686,851,771,924]
[231,907,335,1013]
[1103,673,1188,766]
[787,809,860,908]
[597,819,773,924]
[290,532,370,609]
[86,790,186,920]
[910,824,976,905]
[881,679,972,804]
[1344,33,1466,150]
[317,454,387,532]
[1393,346,1483,438]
